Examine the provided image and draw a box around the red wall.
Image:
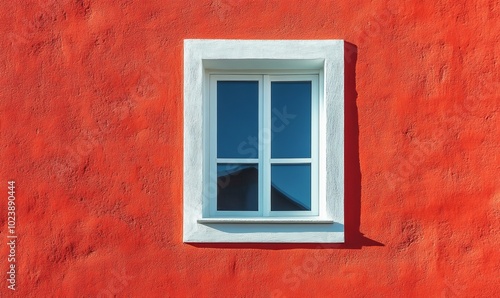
[1,0,499,296]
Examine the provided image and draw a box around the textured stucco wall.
[0,0,498,297]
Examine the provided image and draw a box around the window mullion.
[257,75,264,216]
[262,75,271,217]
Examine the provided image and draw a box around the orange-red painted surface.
[1,0,499,297]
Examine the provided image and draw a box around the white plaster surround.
[183,39,344,243]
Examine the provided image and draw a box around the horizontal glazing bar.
[216,158,259,163]
[270,158,311,164]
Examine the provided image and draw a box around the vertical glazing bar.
[263,75,271,216]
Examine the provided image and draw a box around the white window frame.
[184,39,344,243]
[210,74,319,218]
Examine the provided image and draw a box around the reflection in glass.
[271,164,311,211]
[217,164,258,211]
[271,81,311,158]
[217,81,259,158]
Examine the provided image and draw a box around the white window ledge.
[198,218,335,224]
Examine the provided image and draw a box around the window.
[211,75,319,217]
[184,40,344,243]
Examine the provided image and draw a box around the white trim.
[263,74,271,217]
[198,218,334,224]
[258,74,265,219]
[207,72,217,217]
[184,39,344,243]
[207,69,322,76]
[312,75,320,217]
[318,69,327,218]
[203,59,325,70]
[270,158,311,164]
[216,158,259,163]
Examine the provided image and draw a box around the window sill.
[197,218,335,224]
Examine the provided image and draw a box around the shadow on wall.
[190,42,383,250]
[341,42,384,249]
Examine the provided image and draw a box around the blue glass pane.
[271,164,311,211]
[217,81,259,158]
[271,81,311,158]
[217,164,258,211]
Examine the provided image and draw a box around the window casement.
[209,74,319,218]
[184,40,344,243]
